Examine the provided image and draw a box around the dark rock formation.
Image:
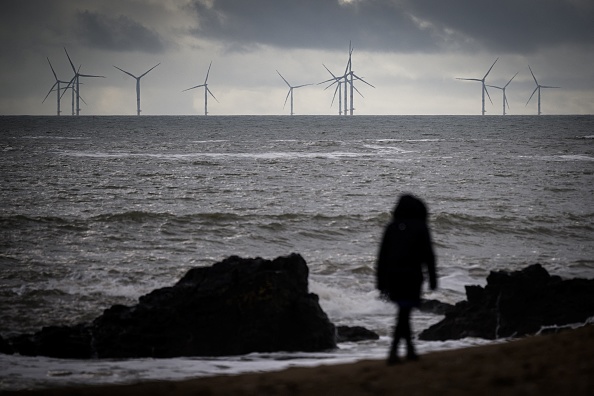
[420,264,594,341]
[0,335,12,355]
[336,326,380,343]
[4,254,337,359]
[419,298,454,315]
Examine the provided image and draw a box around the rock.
[419,264,594,341]
[4,254,336,359]
[419,298,454,315]
[8,324,93,359]
[336,326,380,343]
[0,335,13,355]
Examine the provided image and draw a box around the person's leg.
[387,306,404,364]
[402,307,418,360]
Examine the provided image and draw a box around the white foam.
[58,151,373,161]
[362,144,414,154]
[310,279,393,322]
[519,154,594,162]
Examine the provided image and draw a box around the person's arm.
[423,226,437,290]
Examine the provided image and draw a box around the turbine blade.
[182,84,204,92]
[283,89,291,109]
[353,85,364,98]
[330,83,340,107]
[277,70,291,88]
[486,85,502,90]
[352,73,375,88]
[484,85,493,105]
[483,57,498,80]
[343,41,353,76]
[541,85,561,89]
[47,58,58,81]
[60,77,75,99]
[526,87,538,106]
[318,77,337,85]
[294,83,312,89]
[457,78,482,82]
[505,95,511,110]
[343,59,351,76]
[504,71,519,88]
[42,82,59,103]
[64,47,77,74]
[79,74,105,78]
[204,61,212,84]
[113,65,137,79]
[140,63,160,79]
[528,65,538,86]
[323,64,337,79]
[323,80,338,90]
[207,87,219,103]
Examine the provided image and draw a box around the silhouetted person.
[376,194,437,364]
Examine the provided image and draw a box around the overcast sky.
[1,0,593,116]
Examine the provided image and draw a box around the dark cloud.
[188,0,594,53]
[77,10,165,53]
[405,0,594,53]
[189,0,443,52]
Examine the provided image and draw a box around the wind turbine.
[487,72,519,115]
[276,70,311,116]
[42,57,70,115]
[183,61,219,116]
[63,48,105,115]
[526,65,560,115]
[457,58,498,115]
[113,63,160,115]
[58,65,88,115]
[318,64,343,115]
[344,42,375,115]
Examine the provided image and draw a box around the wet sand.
[4,324,593,396]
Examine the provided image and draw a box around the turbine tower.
[183,61,218,116]
[526,65,560,115]
[64,48,105,116]
[487,72,519,116]
[113,63,160,115]
[276,70,311,116]
[42,57,70,115]
[345,42,374,116]
[457,58,498,115]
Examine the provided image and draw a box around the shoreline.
[4,324,592,396]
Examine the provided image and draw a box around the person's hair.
[392,194,427,221]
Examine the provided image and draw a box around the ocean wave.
[0,211,387,231]
[57,150,374,161]
[519,154,594,162]
[433,212,594,240]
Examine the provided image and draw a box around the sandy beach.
[4,324,592,396]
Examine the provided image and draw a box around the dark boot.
[387,323,402,365]
[387,341,400,365]
[406,340,418,361]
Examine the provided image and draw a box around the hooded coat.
[376,195,437,305]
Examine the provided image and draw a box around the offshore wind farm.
[37,43,566,116]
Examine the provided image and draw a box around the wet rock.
[0,335,13,355]
[336,326,380,343]
[419,298,454,315]
[4,254,336,359]
[420,264,594,341]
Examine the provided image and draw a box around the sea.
[1,115,593,390]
